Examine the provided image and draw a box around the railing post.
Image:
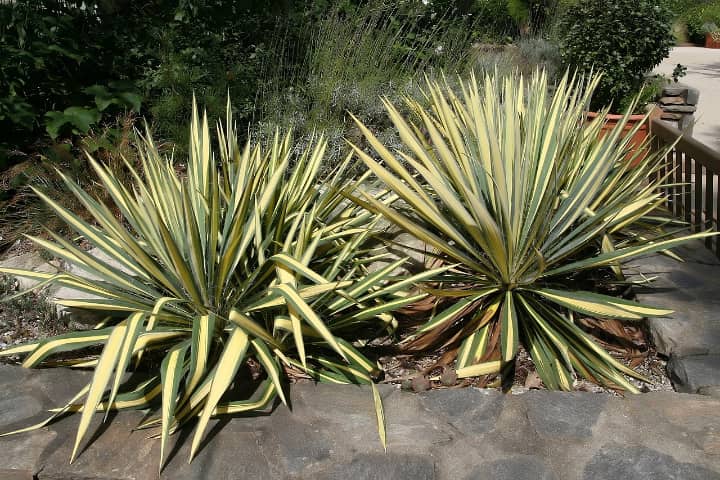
[650,118,720,260]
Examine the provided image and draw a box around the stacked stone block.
[658,84,700,135]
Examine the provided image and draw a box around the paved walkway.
[655,46,720,151]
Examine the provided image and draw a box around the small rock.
[668,354,720,393]
[411,376,431,392]
[524,371,543,390]
[698,385,720,398]
[661,112,683,121]
[662,86,687,97]
[663,105,697,113]
[440,368,458,386]
[659,96,686,105]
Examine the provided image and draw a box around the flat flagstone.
[626,242,720,358]
[0,252,60,291]
[2,365,720,479]
[668,354,720,394]
[465,456,557,480]
[583,444,720,480]
[524,391,606,440]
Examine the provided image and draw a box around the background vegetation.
[0,0,678,252]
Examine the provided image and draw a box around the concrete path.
[656,46,720,151]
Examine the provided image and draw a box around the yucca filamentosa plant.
[347,70,713,392]
[0,101,434,468]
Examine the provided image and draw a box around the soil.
[375,316,674,395]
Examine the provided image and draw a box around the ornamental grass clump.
[0,101,432,468]
[348,70,713,392]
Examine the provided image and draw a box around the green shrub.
[0,102,430,467]
[347,69,712,392]
[683,1,720,43]
[0,1,144,160]
[254,2,477,174]
[506,0,561,34]
[557,0,674,112]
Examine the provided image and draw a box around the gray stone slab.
[0,430,57,479]
[38,411,159,480]
[316,453,436,480]
[465,456,557,480]
[418,387,503,436]
[382,388,454,450]
[583,443,720,479]
[255,408,335,477]
[0,252,60,291]
[686,86,700,106]
[647,309,720,357]
[525,391,606,439]
[160,418,273,480]
[662,86,688,97]
[663,105,697,113]
[625,244,720,356]
[5,366,720,479]
[669,354,720,393]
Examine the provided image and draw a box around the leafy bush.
[254,2,478,174]
[0,103,429,467]
[506,0,561,34]
[557,0,674,112]
[0,1,143,158]
[347,70,712,392]
[683,1,720,43]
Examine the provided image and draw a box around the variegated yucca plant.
[0,102,430,468]
[348,70,713,392]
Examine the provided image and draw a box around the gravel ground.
[0,275,67,359]
[377,323,674,395]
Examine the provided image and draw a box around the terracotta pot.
[706,32,720,48]
[585,107,662,167]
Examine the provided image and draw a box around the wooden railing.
[651,118,720,257]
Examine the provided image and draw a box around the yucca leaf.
[371,383,387,451]
[160,341,190,471]
[71,324,128,462]
[534,288,672,320]
[543,232,717,277]
[271,284,346,360]
[500,292,518,362]
[214,379,276,415]
[190,327,249,461]
[456,361,503,378]
[1,384,91,437]
[252,339,288,406]
[20,328,114,368]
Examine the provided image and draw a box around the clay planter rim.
[705,32,720,49]
[584,107,662,168]
[585,111,648,122]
